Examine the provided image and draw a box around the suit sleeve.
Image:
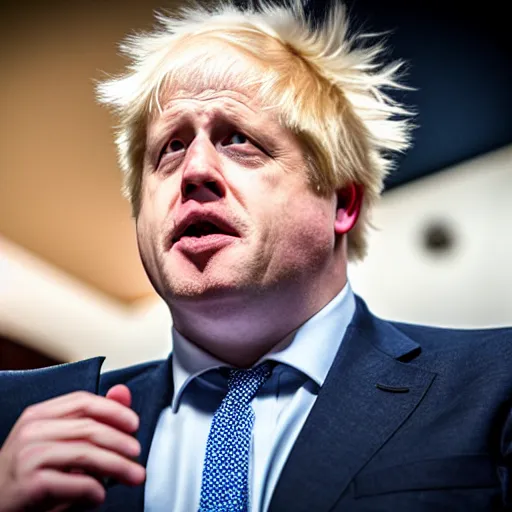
[499,404,512,509]
[0,357,105,445]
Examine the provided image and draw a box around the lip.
[169,209,241,253]
[174,232,239,254]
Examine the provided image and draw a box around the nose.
[180,134,226,203]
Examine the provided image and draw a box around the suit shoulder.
[390,320,512,343]
[390,320,512,360]
[98,359,166,395]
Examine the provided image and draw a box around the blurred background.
[0,0,510,371]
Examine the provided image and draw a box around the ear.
[334,183,363,235]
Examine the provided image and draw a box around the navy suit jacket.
[1,296,512,511]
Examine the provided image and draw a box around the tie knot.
[227,362,272,404]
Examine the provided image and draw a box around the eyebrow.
[147,98,278,154]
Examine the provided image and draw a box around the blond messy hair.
[97,0,413,260]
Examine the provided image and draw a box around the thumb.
[106,384,132,408]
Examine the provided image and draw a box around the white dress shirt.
[145,283,356,512]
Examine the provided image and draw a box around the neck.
[170,271,348,368]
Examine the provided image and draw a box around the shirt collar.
[171,328,226,412]
[262,282,355,387]
[171,282,356,411]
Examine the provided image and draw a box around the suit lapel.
[0,357,105,443]
[269,299,437,512]
[102,356,173,512]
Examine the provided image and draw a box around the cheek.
[273,199,336,265]
[138,175,181,240]
[136,182,168,259]
[295,206,334,247]
[135,210,155,269]
[135,200,173,296]
[142,173,181,215]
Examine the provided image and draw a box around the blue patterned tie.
[199,363,272,512]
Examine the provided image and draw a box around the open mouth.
[179,221,227,239]
[172,219,239,244]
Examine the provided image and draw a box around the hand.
[0,385,145,512]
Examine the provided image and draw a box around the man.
[0,1,511,511]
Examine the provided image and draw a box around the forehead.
[145,44,304,152]
[145,41,289,143]
[151,39,271,115]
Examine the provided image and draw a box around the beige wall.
[0,0,170,304]
[349,145,512,328]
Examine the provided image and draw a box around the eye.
[164,139,186,153]
[222,133,248,146]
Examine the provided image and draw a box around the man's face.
[137,52,342,308]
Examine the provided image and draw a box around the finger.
[24,442,146,486]
[17,418,141,459]
[21,392,139,434]
[106,385,132,408]
[49,504,72,512]
[27,469,105,510]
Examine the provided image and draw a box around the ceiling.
[0,0,510,304]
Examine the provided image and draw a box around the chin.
[155,247,265,302]
[161,266,247,302]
